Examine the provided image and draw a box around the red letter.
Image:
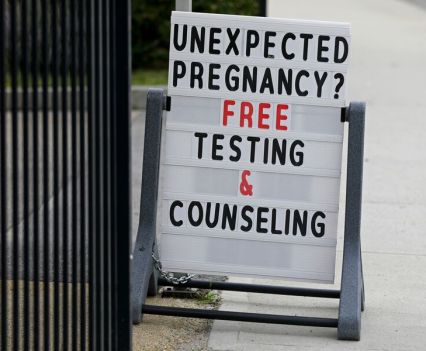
[258,103,271,129]
[222,100,235,126]
[240,101,253,128]
[276,104,288,131]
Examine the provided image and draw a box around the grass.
[132,68,168,86]
[197,290,220,305]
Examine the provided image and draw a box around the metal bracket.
[341,107,348,122]
[131,89,366,341]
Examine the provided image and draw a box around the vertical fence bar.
[50,0,61,349]
[86,0,97,349]
[22,0,31,348]
[31,0,40,349]
[70,0,79,347]
[109,1,118,348]
[114,0,132,348]
[102,0,112,348]
[41,0,51,349]
[0,0,7,349]
[61,0,70,349]
[78,0,87,349]
[94,0,104,349]
[11,0,21,348]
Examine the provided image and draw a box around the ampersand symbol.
[240,170,253,196]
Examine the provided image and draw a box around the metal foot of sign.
[131,89,366,341]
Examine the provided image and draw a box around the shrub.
[132,0,261,70]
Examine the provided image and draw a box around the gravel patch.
[133,289,221,351]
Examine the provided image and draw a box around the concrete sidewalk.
[208,0,426,350]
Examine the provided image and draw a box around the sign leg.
[131,89,166,324]
[338,102,366,340]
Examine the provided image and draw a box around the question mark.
[334,73,344,99]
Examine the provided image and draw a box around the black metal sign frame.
[131,88,365,341]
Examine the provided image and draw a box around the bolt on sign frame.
[0,0,132,350]
[132,89,365,341]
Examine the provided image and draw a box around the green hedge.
[132,0,260,70]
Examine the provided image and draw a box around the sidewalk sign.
[132,12,366,341]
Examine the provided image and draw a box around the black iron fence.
[0,0,132,350]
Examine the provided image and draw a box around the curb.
[132,85,167,110]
